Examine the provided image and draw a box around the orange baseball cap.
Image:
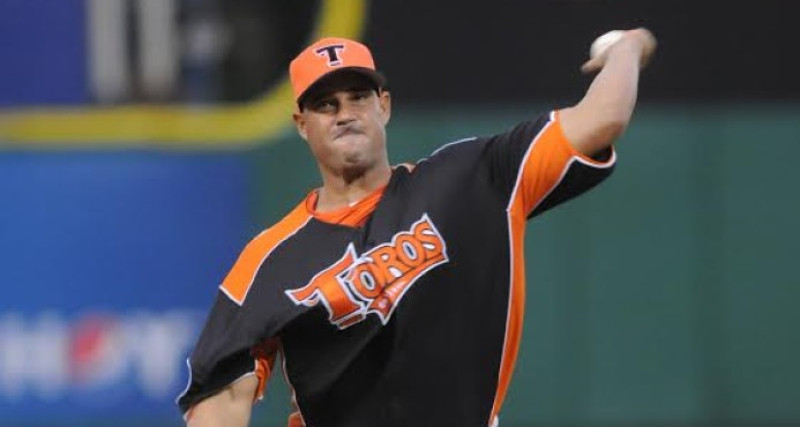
[289,37,385,106]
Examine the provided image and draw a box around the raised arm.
[187,375,258,427]
[560,28,657,157]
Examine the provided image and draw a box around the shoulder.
[244,199,313,262]
[420,111,557,161]
[259,200,314,247]
[242,198,312,266]
[219,199,312,305]
[414,136,486,170]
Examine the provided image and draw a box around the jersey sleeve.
[176,202,310,417]
[176,292,278,418]
[484,110,616,218]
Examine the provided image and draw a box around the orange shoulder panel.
[517,111,614,215]
[516,112,575,215]
[220,202,310,305]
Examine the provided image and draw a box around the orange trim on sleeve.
[516,112,581,215]
[252,338,279,403]
[220,202,311,305]
[519,111,615,216]
[253,358,271,401]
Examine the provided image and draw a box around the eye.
[351,90,372,101]
[312,99,336,112]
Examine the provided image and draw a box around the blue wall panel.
[0,0,87,106]
[0,151,250,423]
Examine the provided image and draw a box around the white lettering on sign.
[0,310,200,401]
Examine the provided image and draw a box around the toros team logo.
[285,214,448,329]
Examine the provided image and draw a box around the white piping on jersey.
[416,136,479,165]
[176,358,261,420]
[529,150,616,215]
[528,130,616,214]
[493,111,556,425]
[574,148,617,168]
[430,136,478,157]
[219,285,241,306]
[220,216,313,306]
[177,358,193,418]
[492,111,616,423]
[417,136,478,164]
[533,157,577,214]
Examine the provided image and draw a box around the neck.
[316,162,392,212]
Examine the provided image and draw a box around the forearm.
[187,377,257,427]
[580,40,642,138]
[560,29,656,156]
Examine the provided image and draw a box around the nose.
[335,100,357,125]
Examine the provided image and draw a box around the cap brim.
[296,67,386,108]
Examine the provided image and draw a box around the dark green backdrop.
[247,105,800,426]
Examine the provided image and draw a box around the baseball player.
[177,29,657,426]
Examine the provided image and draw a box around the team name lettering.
[315,44,346,66]
[285,214,448,329]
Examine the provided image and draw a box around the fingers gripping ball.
[589,30,626,59]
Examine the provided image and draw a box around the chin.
[341,162,369,182]
[341,147,370,165]
[342,159,367,172]
[342,150,374,170]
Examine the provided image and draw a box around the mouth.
[333,126,363,140]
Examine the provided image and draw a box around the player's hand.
[581,28,657,74]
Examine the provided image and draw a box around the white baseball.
[590,30,626,59]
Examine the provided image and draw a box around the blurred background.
[1,0,798,426]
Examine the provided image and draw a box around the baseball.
[590,30,626,59]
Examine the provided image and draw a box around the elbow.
[600,117,628,142]
[583,117,627,155]
[559,104,631,157]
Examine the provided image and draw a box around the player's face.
[293,72,391,179]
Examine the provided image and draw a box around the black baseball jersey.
[177,111,615,426]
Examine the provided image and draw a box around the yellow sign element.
[0,0,367,148]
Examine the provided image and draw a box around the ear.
[292,111,308,140]
[378,90,391,125]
